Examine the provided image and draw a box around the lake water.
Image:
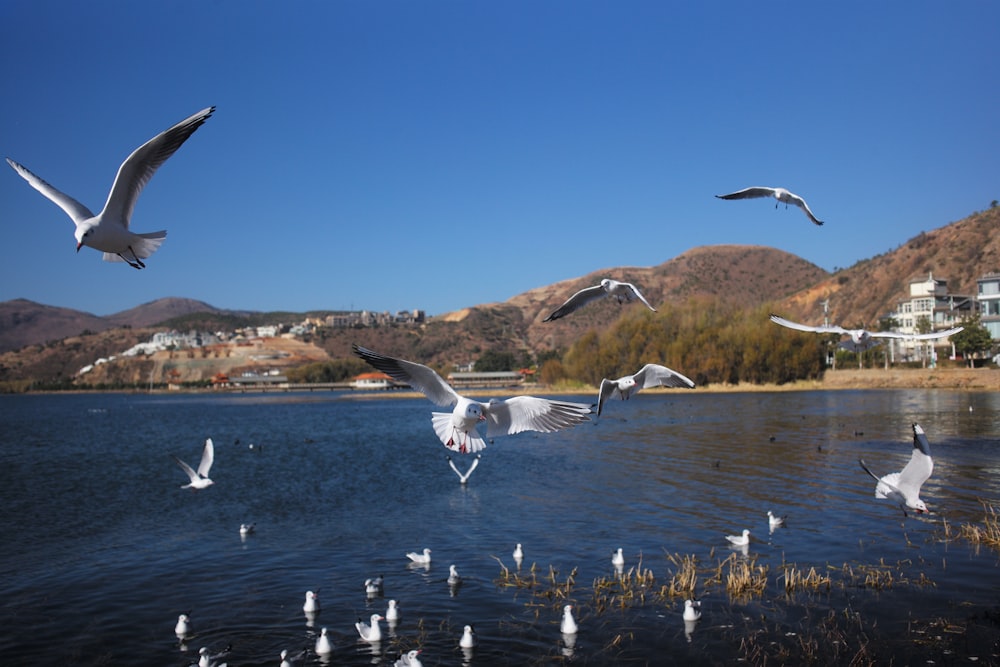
[1,389,998,666]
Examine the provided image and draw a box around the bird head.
[74,224,94,251]
[911,499,929,514]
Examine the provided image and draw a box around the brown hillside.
[778,207,1000,327]
[104,297,228,328]
[0,299,112,353]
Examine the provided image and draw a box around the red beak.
[76,242,83,252]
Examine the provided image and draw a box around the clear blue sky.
[2,2,997,317]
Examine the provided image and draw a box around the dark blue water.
[1,389,998,665]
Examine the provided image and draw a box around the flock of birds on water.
[7,108,949,664]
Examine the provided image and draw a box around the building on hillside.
[448,371,525,389]
[978,272,1000,341]
[890,272,976,360]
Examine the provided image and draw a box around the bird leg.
[118,246,146,269]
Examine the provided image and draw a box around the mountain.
[776,206,1000,327]
[0,297,231,353]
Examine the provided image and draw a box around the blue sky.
[1,2,997,318]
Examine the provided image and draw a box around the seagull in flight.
[598,363,695,416]
[716,186,825,226]
[353,344,594,453]
[172,438,215,489]
[6,107,214,268]
[447,454,481,484]
[859,423,934,516]
[770,314,964,353]
[543,278,656,322]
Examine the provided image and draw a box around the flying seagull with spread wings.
[597,363,695,417]
[353,344,593,453]
[770,314,963,353]
[859,423,934,516]
[6,107,214,268]
[544,278,656,322]
[716,186,824,226]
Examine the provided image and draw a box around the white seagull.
[406,548,432,565]
[543,278,656,322]
[448,564,462,586]
[726,529,751,547]
[394,649,423,667]
[303,590,320,614]
[513,543,524,562]
[279,648,307,667]
[198,644,231,667]
[385,599,400,623]
[174,613,192,639]
[611,548,625,569]
[365,575,384,598]
[172,438,215,489]
[767,511,786,532]
[239,522,255,537]
[597,363,696,416]
[6,107,214,268]
[354,345,593,453]
[459,624,477,648]
[314,627,333,655]
[447,454,481,484]
[859,423,934,516]
[716,186,825,226]
[770,314,964,354]
[560,604,579,635]
[682,599,702,622]
[355,613,384,643]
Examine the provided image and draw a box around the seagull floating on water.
[354,345,593,453]
[385,599,399,623]
[314,627,333,655]
[175,613,192,639]
[6,107,214,268]
[459,624,477,648]
[716,186,825,226]
[447,454,481,484]
[611,548,625,569]
[406,548,432,565]
[279,648,307,667]
[239,523,255,537]
[513,543,524,562]
[770,314,964,354]
[767,511,786,532]
[561,604,579,634]
[355,613,384,643]
[543,278,656,322]
[859,423,934,516]
[394,649,423,667]
[303,590,320,614]
[198,644,231,667]
[598,363,695,416]
[682,599,702,622]
[448,564,462,586]
[726,529,751,547]
[173,438,215,489]
[365,575,384,598]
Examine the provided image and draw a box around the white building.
[892,272,975,360]
[978,272,1000,341]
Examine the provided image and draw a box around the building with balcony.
[978,272,1000,341]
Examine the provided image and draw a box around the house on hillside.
[978,272,1000,341]
[890,272,976,360]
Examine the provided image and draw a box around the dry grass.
[780,563,832,594]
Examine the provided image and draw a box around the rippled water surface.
[1,389,999,665]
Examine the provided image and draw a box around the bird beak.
[76,242,82,252]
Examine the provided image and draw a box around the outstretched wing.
[172,455,199,483]
[197,437,214,477]
[770,314,848,335]
[596,378,620,417]
[6,157,95,224]
[715,186,776,201]
[785,192,824,225]
[543,285,606,321]
[621,282,657,312]
[633,363,696,390]
[353,344,460,407]
[100,107,215,228]
[898,423,933,492]
[484,396,593,436]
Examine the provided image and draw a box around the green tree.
[951,315,994,367]
[474,349,517,372]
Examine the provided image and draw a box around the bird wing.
[172,455,199,483]
[6,157,95,224]
[898,423,933,492]
[622,282,657,311]
[769,314,848,335]
[785,192,824,225]
[484,396,592,436]
[99,107,215,228]
[909,326,964,340]
[596,378,620,417]
[633,363,696,389]
[543,284,607,321]
[197,437,214,477]
[353,344,460,407]
[715,186,776,200]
